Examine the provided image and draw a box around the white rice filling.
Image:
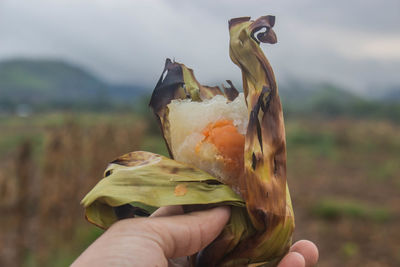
[167,93,248,185]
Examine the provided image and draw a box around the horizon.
[1,56,392,99]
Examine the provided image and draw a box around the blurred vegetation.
[311,198,392,222]
[341,242,359,259]
[281,84,400,123]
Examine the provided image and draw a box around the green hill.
[0,59,147,111]
[0,59,106,103]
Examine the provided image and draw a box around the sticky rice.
[167,93,248,191]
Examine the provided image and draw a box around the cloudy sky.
[0,0,399,94]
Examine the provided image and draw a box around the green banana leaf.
[82,151,245,229]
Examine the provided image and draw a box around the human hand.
[72,206,318,267]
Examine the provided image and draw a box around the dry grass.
[0,114,399,266]
[0,114,146,266]
[287,118,400,267]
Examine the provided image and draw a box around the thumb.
[143,206,231,259]
[72,206,231,267]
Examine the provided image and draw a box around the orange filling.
[196,119,245,172]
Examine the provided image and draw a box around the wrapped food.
[82,15,294,266]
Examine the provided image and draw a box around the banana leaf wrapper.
[82,15,294,267]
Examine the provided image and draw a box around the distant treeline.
[283,97,400,123]
[279,83,400,122]
[1,59,399,122]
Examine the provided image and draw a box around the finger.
[151,205,184,217]
[143,206,231,258]
[277,252,305,267]
[290,240,319,267]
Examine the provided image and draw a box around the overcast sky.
[0,0,399,94]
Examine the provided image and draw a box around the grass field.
[0,112,399,266]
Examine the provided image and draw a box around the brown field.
[0,113,399,266]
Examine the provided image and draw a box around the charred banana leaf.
[230,15,294,265]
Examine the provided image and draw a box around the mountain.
[0,59,147,110]
[379,86,400,102]
[0,58,399,122]
[277,80,400,121]
[279,80,362,114]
